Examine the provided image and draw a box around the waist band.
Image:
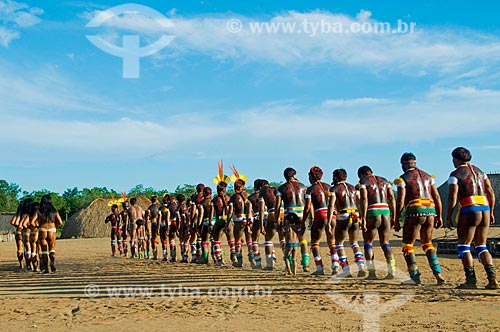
[406,198,435,208]
[286,206,304,214]
[459,195,489,207]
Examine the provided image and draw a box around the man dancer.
[128,197,144,259]
[159,194,171,261]
[447,147,498,289]
[197,186,213,264]
[145,195,161,260]
[302,166,334,276]
[176,194,190,263]
[120,201,130,257]
[190,184,205,263]
[259,180,284,270]
[227,166,250,268]
[358,166,395,280]
[248,179,264,269]
[167,195,179,262]
[105,203,121,257]
[327,169,365,277]
[275,167,310,274]
[211,161,231,266]
[395,153,446,285]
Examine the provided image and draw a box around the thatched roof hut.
[438,173,500,226]
[61,196,152,239]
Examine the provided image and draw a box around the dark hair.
[196,183,205,193]
[309,166,323,182]
[400,152,416,163]
[253,179,265,191]
[176,194,186,203]
[260,179,269,186]
[122,201,129,209]
[162,194,170,203]
[234,179,245,190]
[333,169,347,183]
[283,167,296,180]
[111,204,118,210]
[357,166,373,178]
[16,198,33,216]
[151,195,159,202]
[130,197,137,205]
[203,186,212,196]
[217,182,228,192]
[452,147,472,162]
[40,194,57,221]
[29,202,40,217]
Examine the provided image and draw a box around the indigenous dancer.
[227,165,251,268]
[329,169,366,277]
[358,166,395,280]
[120,200,130,257]
[128,197,144,259]
[211,161,231,266]
[447,147,498,289]
[31,195,63,273]
[248,179,264,269]
[259,180,284,270]
[159,194,171,261]
[145,195,161,260]
[189,184,205,263]
[302,166,334,276]
[20,200,33,270]
[28,201,40,271]
[275,167,310,275]
[10,198,32,270]
[197,186,213,264]
[104,203,121,257]
[176,194,190,263]
[167,194,179,262]
[395,153,446,285]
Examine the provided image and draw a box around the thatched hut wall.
[0,213,15,242]
[61,196,152,239]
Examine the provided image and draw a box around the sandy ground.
[0,228,499,332]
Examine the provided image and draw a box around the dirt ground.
[0,228,499,332]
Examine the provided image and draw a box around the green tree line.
[0,180,203,220]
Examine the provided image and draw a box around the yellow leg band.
[421,242,435,253]
[17,250,24,254]
[402,243,415,256]
[299,239,308,246]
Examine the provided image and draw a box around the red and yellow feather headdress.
[213,160,231,185]
[229,164,248,183]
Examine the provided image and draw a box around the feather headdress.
[213,160,231,185]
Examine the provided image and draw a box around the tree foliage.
[0,180,21,213]
[173,184,196,199]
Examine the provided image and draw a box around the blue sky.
[0,0,499,194]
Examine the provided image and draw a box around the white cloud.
[322,97,389,108]
[0,0,43,46]
[78,8,500,76]
[0,25,17,46]
[0,61,117,115]
[1,85,499,163]
[163,11,500,75]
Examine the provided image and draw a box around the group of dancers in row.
[104,147,497,289]
[11,194,63,273]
